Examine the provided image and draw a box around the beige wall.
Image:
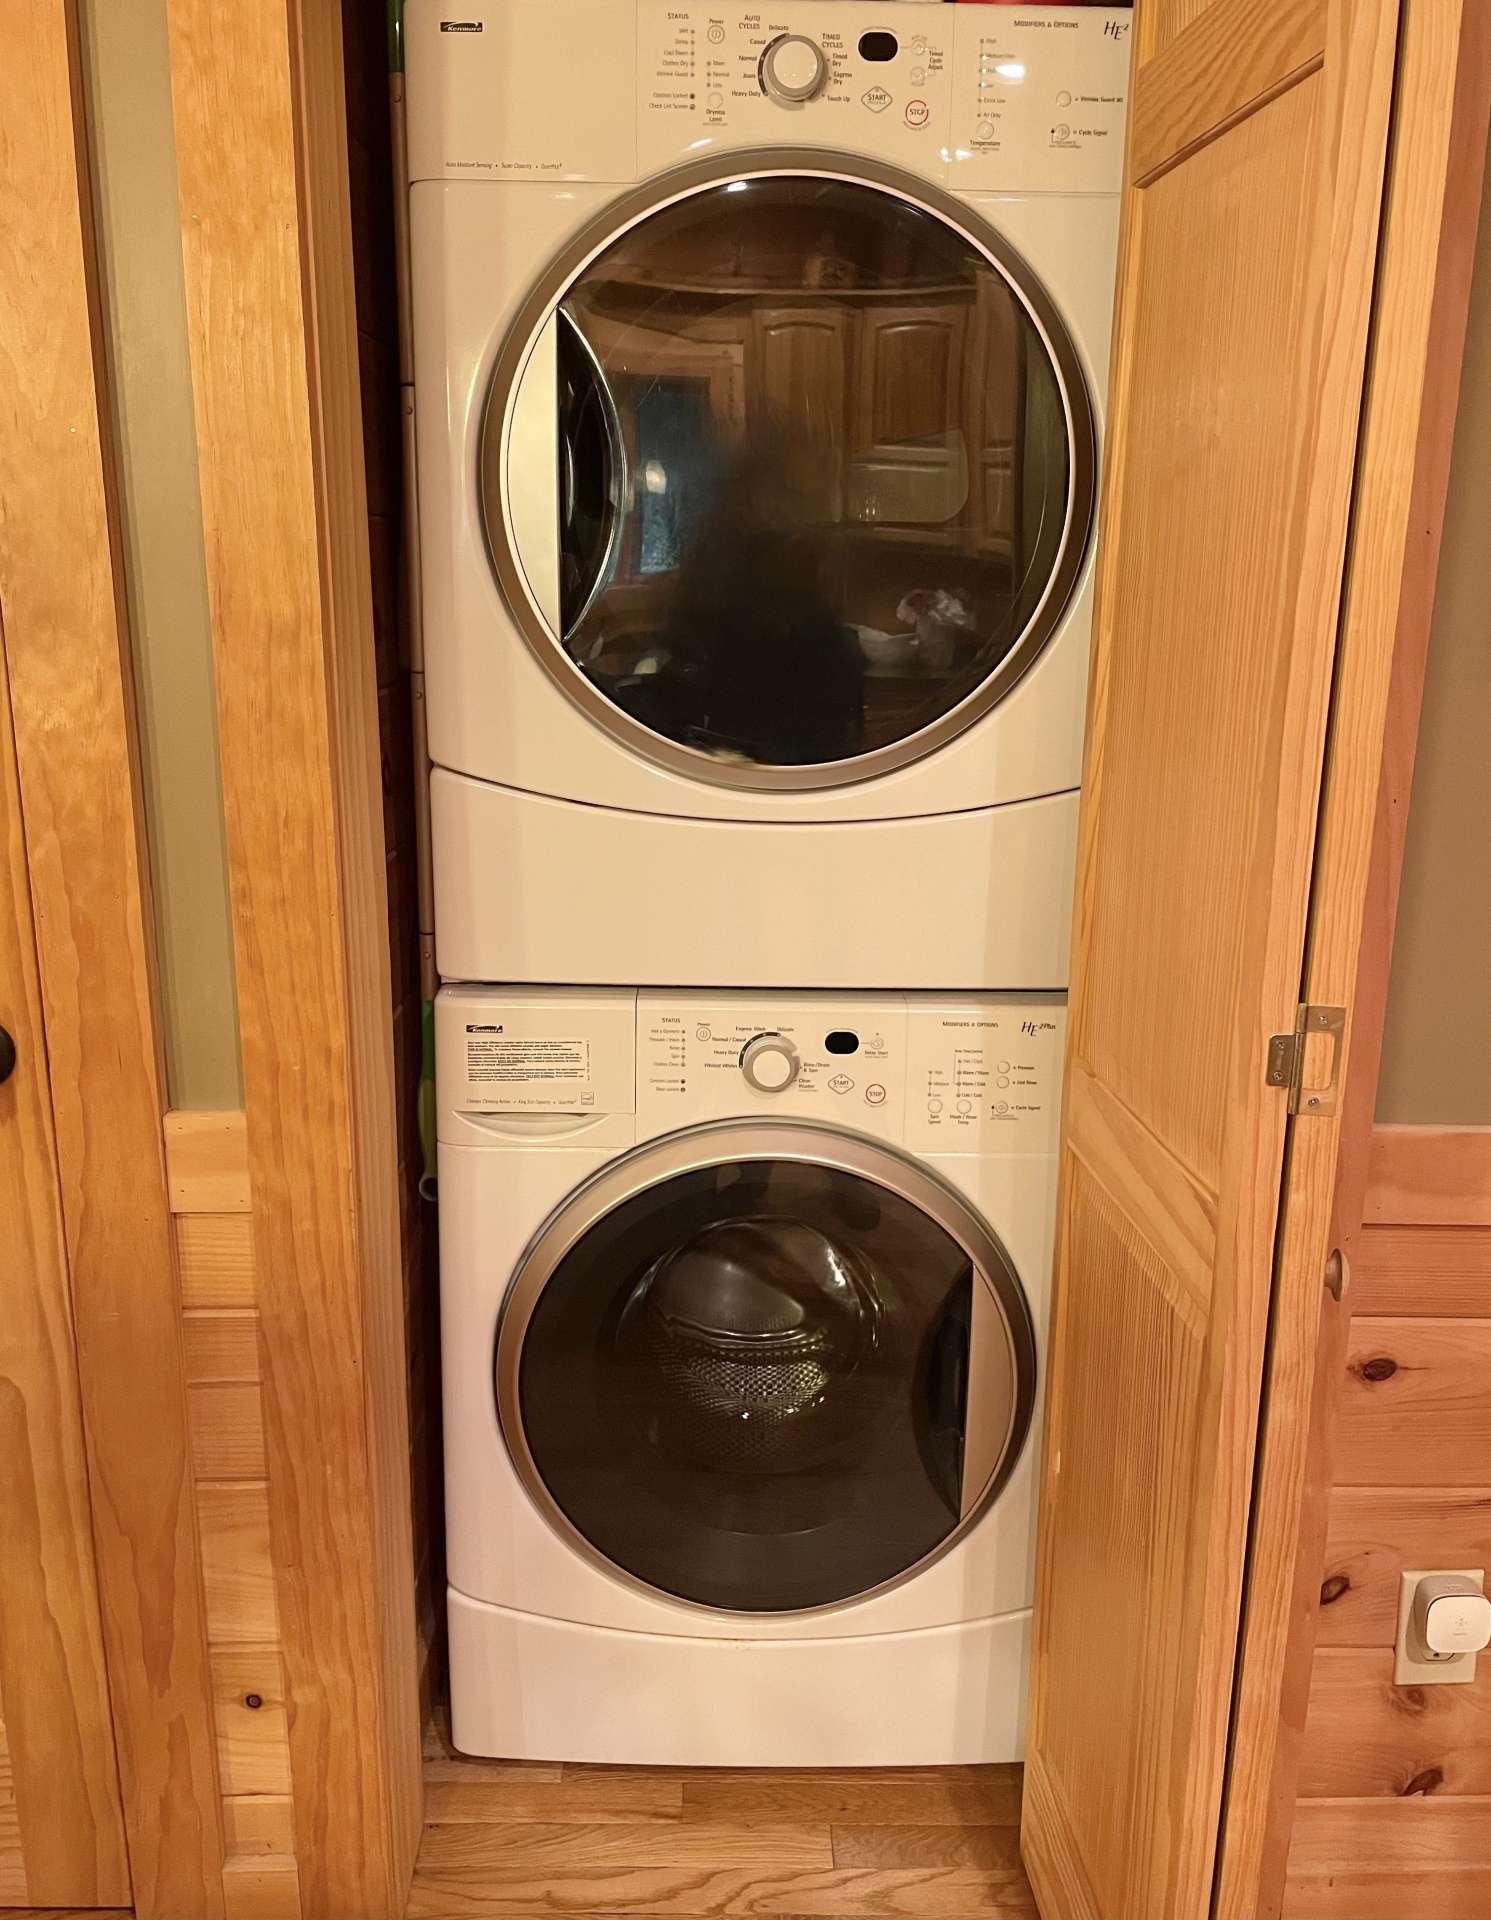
[83,0,241,1109]
[1376,150,1491,1125]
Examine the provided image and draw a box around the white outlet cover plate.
[1394,1568,1486,1686]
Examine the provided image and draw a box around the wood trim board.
[164,1,423,1912]
[0,6,228,1913]
[1366,1127,1491,1226]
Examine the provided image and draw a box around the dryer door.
[483,154,1095,792]
[496,1121,1036,1614]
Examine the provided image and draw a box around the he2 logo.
[1104,19,1130,38]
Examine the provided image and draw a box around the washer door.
[483,153,1096,793]
[496,1122,1036,1615]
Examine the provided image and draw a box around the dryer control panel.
[636,3,955,177]
[405,2,1130,192]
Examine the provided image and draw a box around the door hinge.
[1267,1004,1346,1114]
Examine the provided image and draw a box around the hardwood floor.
[408,1715,1036,1918]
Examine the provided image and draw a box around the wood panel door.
[0,626,129,1906]
[1022,3,1401,1918]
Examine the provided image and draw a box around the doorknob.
[1324,1248,1349,1302]
[0,1026,15,1085]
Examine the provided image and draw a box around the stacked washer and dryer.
[405,0,1130,1764]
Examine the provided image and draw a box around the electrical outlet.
[1394,1569,1490,1686]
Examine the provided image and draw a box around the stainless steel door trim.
[480,147,1098,794]
[505,311,561,634]
[963,1256,1018,1520]
[493,1117,1038,1618]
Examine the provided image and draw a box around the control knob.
[740,1032,800,1093]
[760,33,829,106]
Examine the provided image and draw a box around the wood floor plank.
[426,1776,686,1824]
[830,1829,1023,1870]
[621,1769,1022,1789]
[404,1862,1038,1916]
[426,1752,567,1784]
[416,1821,835,1871]
[680,1778,1022,1827]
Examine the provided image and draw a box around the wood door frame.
[1214,2,1491,1912]
[0,4,227,1915]
[164,1,424,1914]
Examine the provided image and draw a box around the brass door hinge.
[1267,1004,1346,1115]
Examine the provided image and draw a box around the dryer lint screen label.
[463,1027,594,1109]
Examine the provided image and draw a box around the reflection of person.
[664,434,865,766]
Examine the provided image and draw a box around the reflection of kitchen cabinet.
[748,306,851,521]
[849,301,970,540]
[968,274,1022,556]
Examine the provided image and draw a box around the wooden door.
[0,624,129,1906]
[1022,4,1401,1918]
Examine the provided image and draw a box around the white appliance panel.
[448,1592,1032,1766]
[431,771,1079,989]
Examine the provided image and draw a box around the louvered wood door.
[1021,3,1401,1918]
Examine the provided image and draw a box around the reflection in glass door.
[485,165,1096,789]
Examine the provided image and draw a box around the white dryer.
[406,2,1131,989]
[438,985,1064,1764]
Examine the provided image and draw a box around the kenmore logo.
[441,19,483,31]
[466,1023,504,1034]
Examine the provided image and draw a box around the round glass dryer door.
[482,156,1096,791]
[496,1123,1037,1615]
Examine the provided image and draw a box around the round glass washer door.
[482,152,1097,792]
[495,1121,1037,1616]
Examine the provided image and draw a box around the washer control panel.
[906,997,1065,1154]
[436,988,1064,1151]
[640,995,907,1137]
[638,992,1065,1152]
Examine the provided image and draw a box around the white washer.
[438,985,1064,1764]
[406,3,1131,989]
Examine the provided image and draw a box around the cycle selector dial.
[760,34,829,105]
[740,1033,800,1093]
